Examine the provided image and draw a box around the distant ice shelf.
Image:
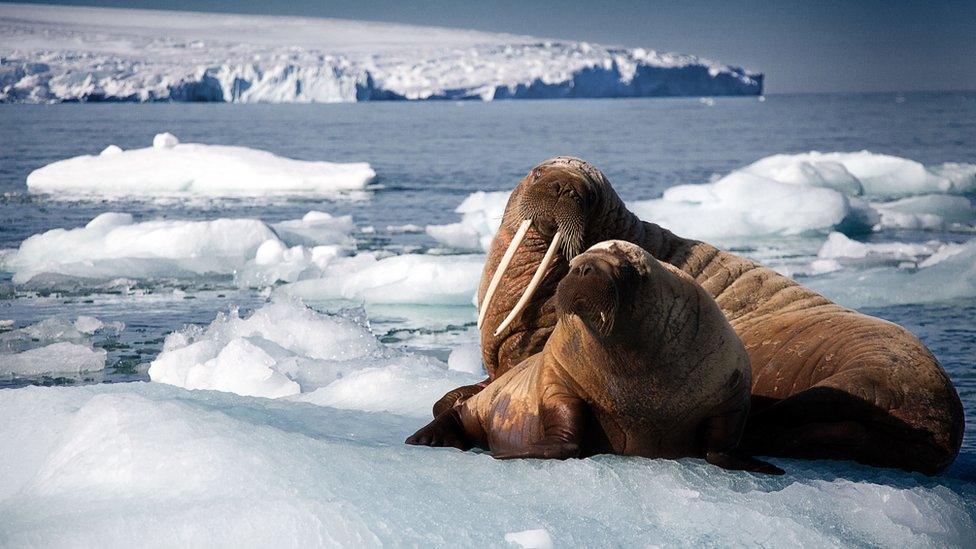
[0,3,763,104]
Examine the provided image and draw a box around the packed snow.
[0,3,762,103]
[0,316,120,376]
[26,133,375,198]
[148,299,478,415]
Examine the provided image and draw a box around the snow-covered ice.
[0,3,762,104]
[26,133,375,198]
[0,381,972,547]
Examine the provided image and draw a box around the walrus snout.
[556,255,618,334]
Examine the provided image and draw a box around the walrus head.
[479,157,623,336]
[555,240,651,338]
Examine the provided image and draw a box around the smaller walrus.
[407,240,782,474]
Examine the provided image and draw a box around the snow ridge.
[0,3,762,103]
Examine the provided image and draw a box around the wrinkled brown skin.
[410,242,782,474]
[435,156,964,475]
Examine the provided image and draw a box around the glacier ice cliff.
[0,4,762,103]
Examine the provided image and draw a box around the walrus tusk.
[478,218,533,329]
[494,230,562,337]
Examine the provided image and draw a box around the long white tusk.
[494,230,562,337]
[478,218,532,329]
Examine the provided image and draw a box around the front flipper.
[491,392,586,461]
[432,380,488,417]
[405,407,473,451]
[706,450,784,475]
[703,406,785,475]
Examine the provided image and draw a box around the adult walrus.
[436,156,963,474]
[409,241,782,474]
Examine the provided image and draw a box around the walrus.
[436,156,963,474]
[409,241,782,474]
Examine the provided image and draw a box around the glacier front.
[0,3,763,103]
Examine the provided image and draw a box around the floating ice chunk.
[26,134,375,197]
[745,152,976,198]
[149,299,478,409]
[630,172,862,240]
[279,253,484,306]
[184,337,300,399]
[1,212,279,285]
[296,356,474,417]
[235,240,342,288]
[872,195,975,231]
[0,342,106,376]
[271,211,356,247]
[505,529,554,549]
[817,232,939,262]
[99,144,122,156]
[0,315,116,376]
[447,343,485,375]
[151,132,178,149]
[426,191,510,251]
[806,238,976,308]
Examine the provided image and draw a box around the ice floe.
[0,381,972,546]
[430,152,975,247]
[0,316,121,376]
[426,191,510,252]
[1,212,279,285]
[148,299,478,414]
[278,253,484,306]
[26,133,375,198]
[807,238,976,308]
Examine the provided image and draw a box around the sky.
[6,0,976,93]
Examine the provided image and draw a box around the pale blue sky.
[7,0,976,93]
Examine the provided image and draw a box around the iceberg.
[0,382,972,546]
[26,133,375,198]
[148,299,478,415]
[0,4,762,104]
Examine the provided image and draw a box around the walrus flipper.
[491,395,585,460]
[405,407,473,451]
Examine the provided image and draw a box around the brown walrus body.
[410,241,781,473]
[437,156,963,474]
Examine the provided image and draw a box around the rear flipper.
[704,406,785,475]
[405,407,473,451]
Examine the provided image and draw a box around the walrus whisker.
[478,218,532,329]
[494,230,562,336]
